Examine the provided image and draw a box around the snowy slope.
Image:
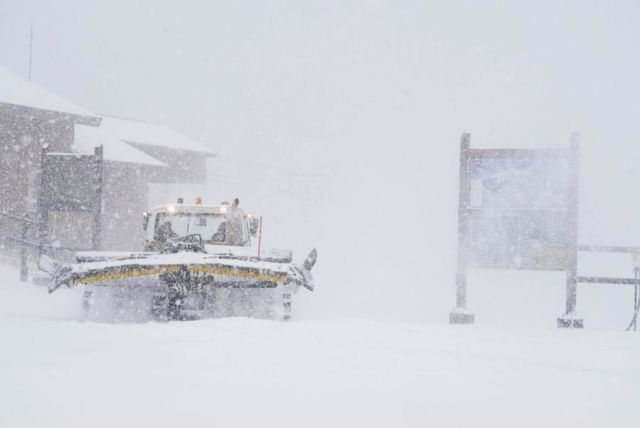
[0,264,639,428]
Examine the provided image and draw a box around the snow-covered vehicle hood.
[75,246,293,263]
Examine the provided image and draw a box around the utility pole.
[28,21,33,80]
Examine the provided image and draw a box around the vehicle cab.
[142,199,259,251]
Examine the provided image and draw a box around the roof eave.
[76,115,102,127]
[0,102,101,127]
[104,158,169,168]
[124,140,216,157]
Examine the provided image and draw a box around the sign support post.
[92,146,103,251]
[557,133,583,328]
[37,145,48,258]
[450,133,475,324]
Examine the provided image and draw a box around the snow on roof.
[99,116,215,155]
[74,124,167,167]
[0,65,96,119]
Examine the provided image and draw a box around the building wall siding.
[0,103,75,222]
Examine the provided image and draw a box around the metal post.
[558,133,583,328]
[37,145,48,258]
[19,213,28,282]
[92,146,103,250]
[627,254,639,332]
[257,216,263,259]
[28,22,33,81]
[633,261,638,332]
[450,133,475,324]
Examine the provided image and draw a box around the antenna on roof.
[28,21,33,80]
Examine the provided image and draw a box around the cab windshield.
[155,213,227,243]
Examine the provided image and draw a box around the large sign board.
[450,134,580,325]
[38,146,103,251]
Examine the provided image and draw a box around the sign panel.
[467,210,567,270]
[41,154,101,212]
[468,158,569,211]
[38,147,103,251]
[466,156,570,270]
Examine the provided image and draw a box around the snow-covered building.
[0,66,215,252]
[0,66,101,218]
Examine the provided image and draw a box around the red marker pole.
[257,216,263,259]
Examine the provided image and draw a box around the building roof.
[0,66,98,121]
[0,65,213,165]
[74,125,167,167]
[99,116,216,156]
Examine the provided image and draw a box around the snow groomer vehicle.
[40,198,317,321]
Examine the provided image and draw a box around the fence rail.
[0,211,34,281]
[576,276,640,285]
[577,245,640,331]
[578,244,640,254]
[0,211,79,281]
[577,245,640,286]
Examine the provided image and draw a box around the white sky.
[3,1,639,153]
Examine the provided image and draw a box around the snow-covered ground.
[1,264,639,428]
